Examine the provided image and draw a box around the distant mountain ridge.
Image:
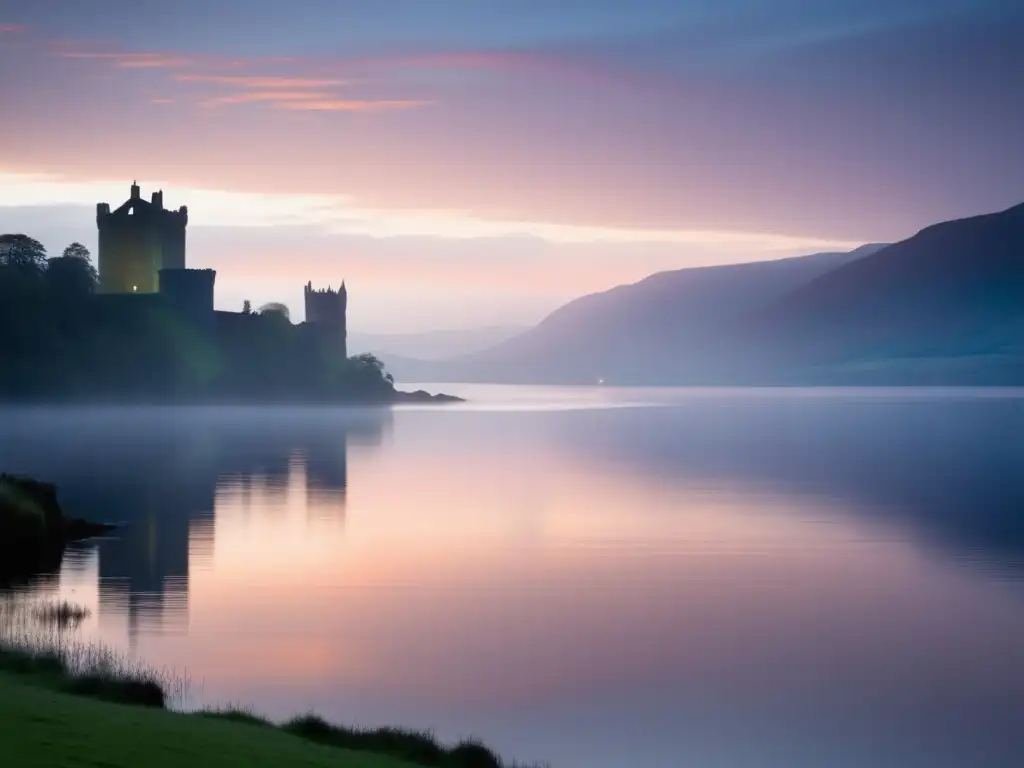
[383,200,1024,386]
[742,201,1024,383]
[465,244,885,377]
[384,244,886,383]
[348,325,528,361]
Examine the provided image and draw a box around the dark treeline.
[0,234,396,403]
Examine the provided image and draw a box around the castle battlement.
[94,183,349,357]
[97,181,187,294]
[304,280,347,358]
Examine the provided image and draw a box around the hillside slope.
[748,202,1024,381]
[0,674,414,768]
[412,245,884,384]
[349,325,527,361]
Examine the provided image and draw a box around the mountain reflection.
[554,393,1024,574]
[0,407,391,639]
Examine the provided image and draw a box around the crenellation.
[97,181,188,294]
[96,182,348,358]
[305,280,348,358]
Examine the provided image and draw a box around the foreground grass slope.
[0,672,417,768]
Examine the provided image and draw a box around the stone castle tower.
[304,281,347,359]
[97,181,188,294]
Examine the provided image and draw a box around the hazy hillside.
[348,325,527,361]
[385,202,1024,386]
[397,245,884,384]
[746,202,1024,382]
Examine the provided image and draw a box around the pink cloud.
[200,90,332,106]
[372,50,562,73]
[0,25,24,32]
[60,51,194,69]
[176,74,347,89]
[273,98,431,112]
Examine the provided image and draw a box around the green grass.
[0,673,419,768]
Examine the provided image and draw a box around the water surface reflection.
[1,392,1023,768]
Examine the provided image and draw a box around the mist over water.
[2,388,1024,768]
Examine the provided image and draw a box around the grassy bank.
[0,474,113,585]
[0,673,419,768]
[0,598,544,768]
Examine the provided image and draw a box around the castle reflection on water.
[0,407,392,644]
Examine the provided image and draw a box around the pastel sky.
[1,0,1022,331]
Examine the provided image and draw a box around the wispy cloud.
[0,25,25,32]
[52,42,430,115]
[365,50,561,73]
[273,98,431,112]
[176,73,427,113]
[175,74,347,89]
[60,50,195,69]
[0,170,863,254]
[199,90,330,106]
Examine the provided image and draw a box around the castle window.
[128,207,134,215]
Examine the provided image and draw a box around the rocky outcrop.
[0,474,115,584]
[392,389,464,404]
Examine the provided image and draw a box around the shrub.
[0,477,48,539]
[0,474,63,532]
[283,715,447,765]
[450,740,504,768]
[198,707,273,728]
[64,673,166,708]
[0,596,187,708]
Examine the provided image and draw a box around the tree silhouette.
[259,302,290,321]
[45,254,98,300]
[350,352,395,384]
[0,234,48,274]
[242,300,252,315]
[49,242,98,294]
[61,242,93,263]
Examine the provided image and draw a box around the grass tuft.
[0,596,188,708]
[34,599,91,629]
[449,740,504,768]
[64,672,166,708]
[199,705,274,728]
[283,715,448,765]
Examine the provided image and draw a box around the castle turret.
[97,182,188,293]
[304,281,348,359]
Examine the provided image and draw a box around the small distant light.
[132,286,137,292]
[598,378,605,385]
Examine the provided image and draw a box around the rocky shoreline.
[0,475,115,585]
[392,389,464,404]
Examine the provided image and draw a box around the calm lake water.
[4,385,1024,767]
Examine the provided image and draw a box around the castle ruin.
[304,281,348,358]
[97,181,188,294]
[96,182,348,347]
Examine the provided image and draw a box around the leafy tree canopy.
[61,242,93,263]
[0,234,48,274]
[259,302,290,321]
[45,253,99,299]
